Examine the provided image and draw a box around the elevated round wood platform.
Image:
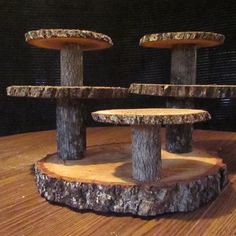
[25,29,113,50]
[129,83,236,98]
[35,143,227,216]
[92,108,211,125]
[7,86,128,99]
[140,32,224,48]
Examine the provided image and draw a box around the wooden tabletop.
[0,127,236,236]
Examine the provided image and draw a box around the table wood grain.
[0,127,236,236]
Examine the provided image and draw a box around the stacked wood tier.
[129,84,236,98]
[139,31,226,154]
[92,108,211,182]
[7,29,127,161]
[7,86,128,99]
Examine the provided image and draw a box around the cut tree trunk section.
[166,97,194,153]
[166,45,196,153]
[61,44,83,86]
[131,125,161,181]
[57,44,85,160]
[56,99,86,160]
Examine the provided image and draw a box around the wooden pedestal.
[35,143,228,217]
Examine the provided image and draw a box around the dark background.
[0,0,236,136]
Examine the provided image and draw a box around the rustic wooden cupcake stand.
[7,30,230,217]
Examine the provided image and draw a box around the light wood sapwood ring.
[25,29,113,51]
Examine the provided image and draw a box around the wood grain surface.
[25,29,113,50]
[92,108,211,125]
[139,32,225,48]
[7,86,128,99]
[129,83,236,99]
[0,127,236,235]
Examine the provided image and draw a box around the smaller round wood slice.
[140,32,225,48]
[25,29,113,50]
[7,86,128,99]
[129,83,236,99]
[92,108,211,125]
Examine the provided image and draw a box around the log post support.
[131,125,161,182]
[166,45,196,153]
[57,44,86,160]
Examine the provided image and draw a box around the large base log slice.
[129,83,236,99]
[7,86,128,99]
[35,143,228,217]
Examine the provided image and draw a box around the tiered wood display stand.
[7,30,229,217]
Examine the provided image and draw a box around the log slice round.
[7,86,128,99]
[35,143,228,216]
[25,29,113,50]
[129,83,236,99]
[140,32,225,48]
[92,108,211,126]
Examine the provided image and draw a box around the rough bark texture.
[25,29,113,50]
[129,83,236,98]
[92,108,211,126]
[35,160,228,217]
[61,44,83,86]
[166,122,193,153]
[56,99,86,160]
[57,44,85,160]
[165,45,196,153]
[140,31,225,48]
[131,125,161,182]
[171,45,197,85]
[6,86,128,99]
[166,98,194,153]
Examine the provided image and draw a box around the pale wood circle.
[140,32,225,48]
[92,108,211,125]
[129,83,236,98]
[7,86,128,99]
[36,143,225,185]
[25,29,113,50]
